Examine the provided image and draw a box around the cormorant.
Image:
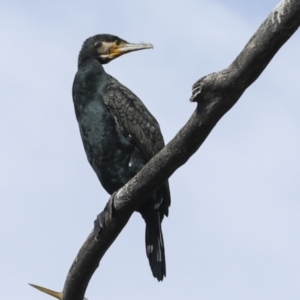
[72,34,171,281]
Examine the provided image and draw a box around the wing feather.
[103,77,165,160]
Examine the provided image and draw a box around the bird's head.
[78,34,153,66]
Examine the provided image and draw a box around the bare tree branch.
[62,1,300,299]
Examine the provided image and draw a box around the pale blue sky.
[1,1,300,299]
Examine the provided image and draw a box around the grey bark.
[62,1,300,299]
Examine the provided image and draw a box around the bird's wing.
[103,77,165,160]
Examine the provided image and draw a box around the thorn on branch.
[190,75,207,102]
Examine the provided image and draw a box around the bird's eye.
[115,40,121,46]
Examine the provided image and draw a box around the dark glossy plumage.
[72,34,170,281]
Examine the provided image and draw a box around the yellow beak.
[109,42,153,59]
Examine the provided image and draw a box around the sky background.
[1,0,300,299]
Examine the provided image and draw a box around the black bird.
[72,34,171,281]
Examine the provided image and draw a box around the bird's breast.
[79,100,133,159]
[78,100,143,193]
[72,61,147,192]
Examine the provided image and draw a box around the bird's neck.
[78,56,102,69]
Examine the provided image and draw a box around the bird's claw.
[94,192,117,240]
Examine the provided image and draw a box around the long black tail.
[145,214,166,281]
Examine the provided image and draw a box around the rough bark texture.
[62,1,300,299]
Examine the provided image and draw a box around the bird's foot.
[94,192,117,241]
